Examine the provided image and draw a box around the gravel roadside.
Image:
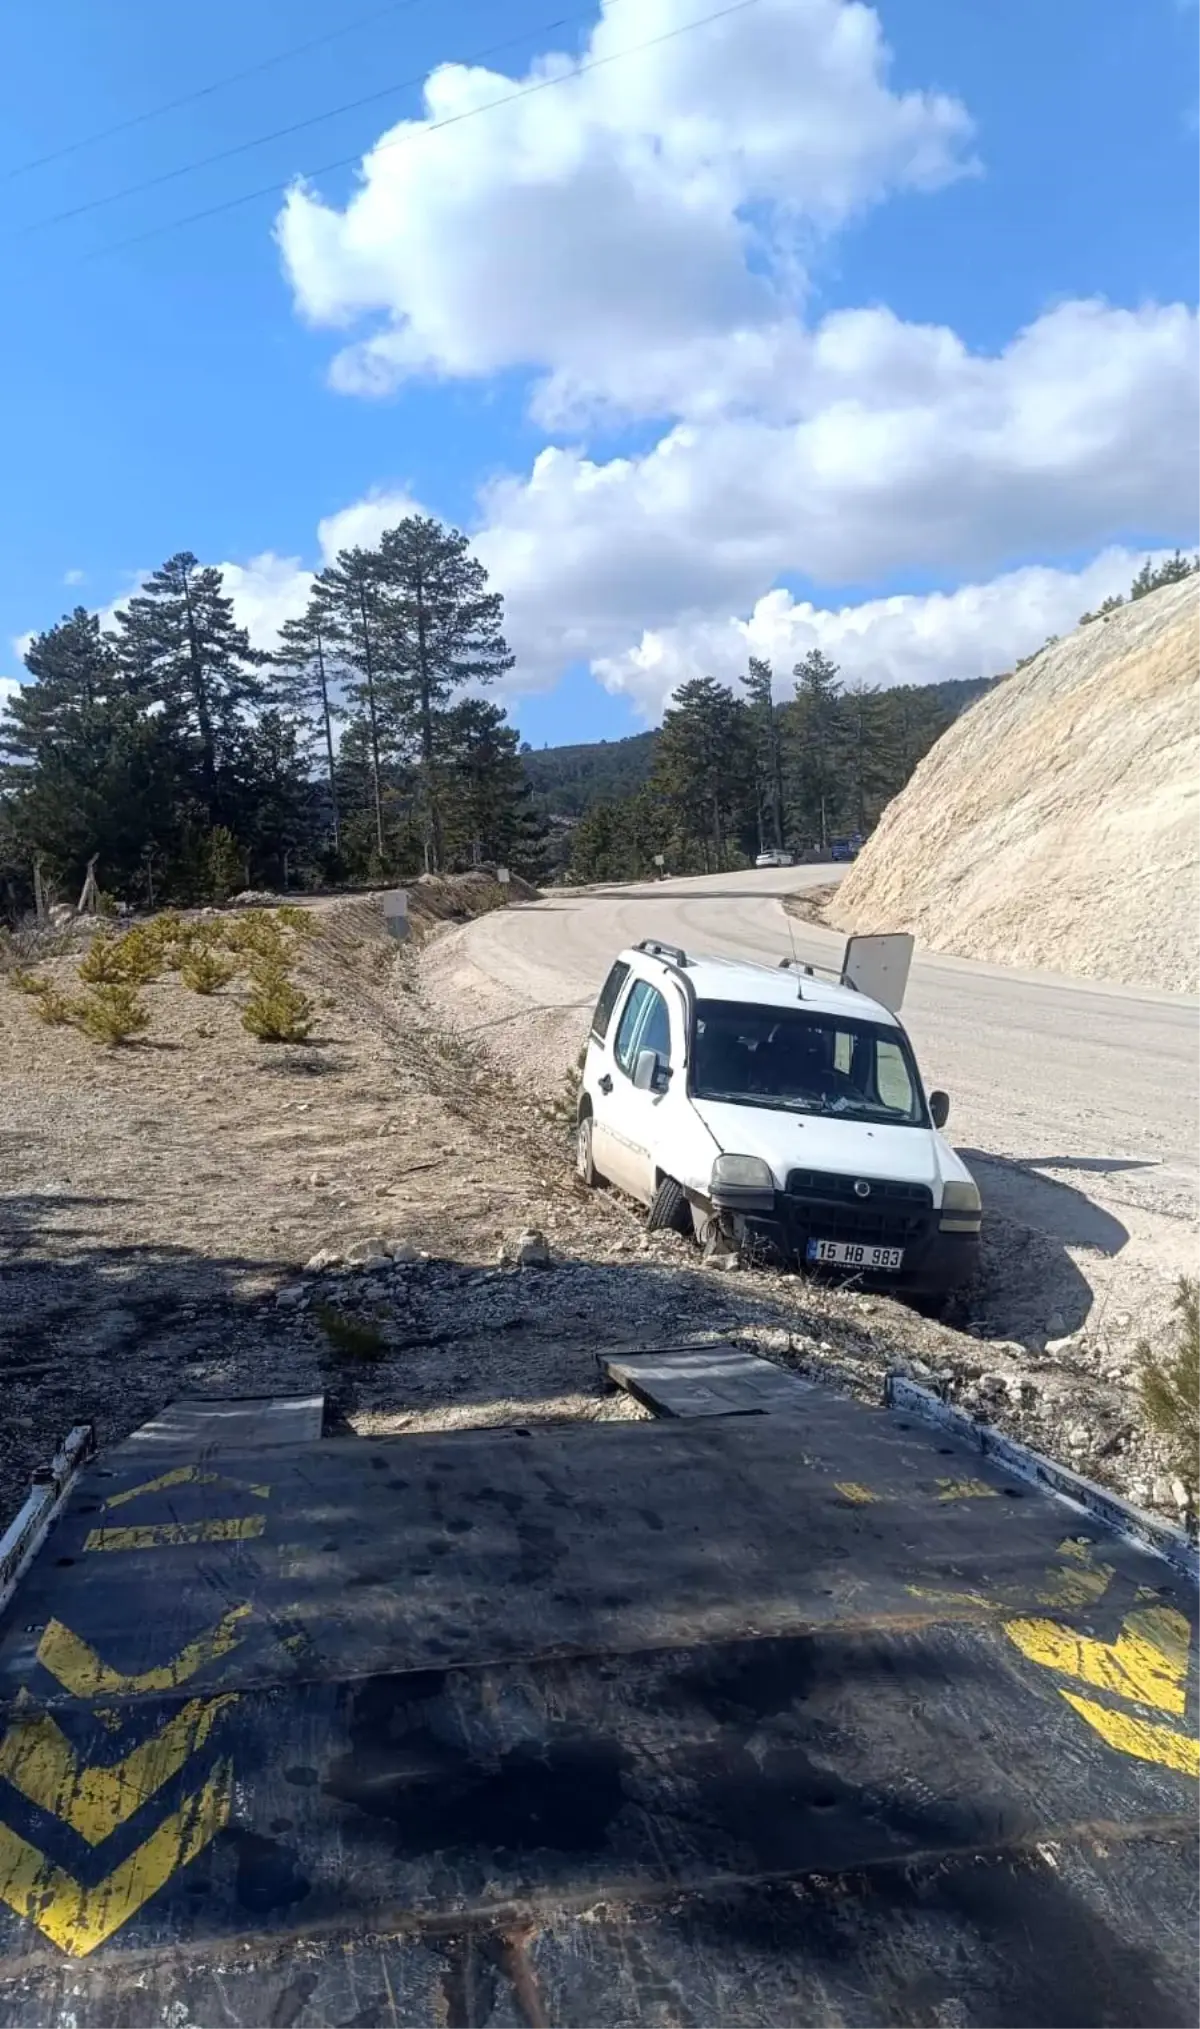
[0,896,1187,1531]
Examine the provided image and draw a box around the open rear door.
[841,931,914,1013]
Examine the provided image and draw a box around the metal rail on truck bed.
[0,1370,1195,2026]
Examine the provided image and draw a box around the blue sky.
[2,0,1196,743]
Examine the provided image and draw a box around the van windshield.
[691,1000,928,1127]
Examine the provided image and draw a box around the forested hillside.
[553,669,1003,882]
[521,731,657,818]
[9,525,1178,916]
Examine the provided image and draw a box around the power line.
[12,7,598,240]
[3,0,439,182]
[86,0,761,263]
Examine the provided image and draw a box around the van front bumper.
[713,1184,980,1298]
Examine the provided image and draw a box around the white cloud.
[277,0,974,410]
[268,0,1196,722]
[63,569,86,587]
[217,551,312,649]
[593,548,1169,718]
[213,490,427,649]
[0,674,21,716]
[472,300,1198,687]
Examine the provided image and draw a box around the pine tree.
[439,697,545,874]
[273,603,342,853]
[375,517,514,872]
[840,681,891,838]
[652,678,756,871]
[1129,550,1199,601]
[313,548,391,867]
[112,555,266,827]
[787,650,844,849]
[740,657,786,851]
[1,610,179,897]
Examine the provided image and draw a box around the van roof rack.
[777,956,860,994]
[637,939,689,968]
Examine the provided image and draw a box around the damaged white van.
[576,937,981,1313]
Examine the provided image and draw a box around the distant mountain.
[521,677,995,820]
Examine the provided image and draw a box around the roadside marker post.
[382,889,410,942]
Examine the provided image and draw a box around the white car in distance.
[754,849,794,868]
[576,938,981,1312]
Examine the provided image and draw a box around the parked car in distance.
[754,849,794,868]
[829,836,862,861]
[576,939,981,1313]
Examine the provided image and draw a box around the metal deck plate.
[0,1390,1195,2024]
[600,1340,816,1415]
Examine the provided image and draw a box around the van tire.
[576,1110,599,1188]
[647,1175,690,1235]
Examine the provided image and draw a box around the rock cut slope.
[831,576,1200,991]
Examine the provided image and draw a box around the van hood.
[691,1098,970,1194]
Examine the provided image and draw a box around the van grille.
[786,1169,932,1207]
[783,1170,933,1252]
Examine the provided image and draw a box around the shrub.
[1139,1278,1199,1510]
[314,1305,385,1361]
[111,929,161,985]
[274,905,315,936]
[73,983,151,1046]
[77,927,163,986]
[242,969,315,1043]
[33,987,78,1027]
[180,947,235,995]
[222,914,287,964]
[77,936,128,985]
[9,969,51,996]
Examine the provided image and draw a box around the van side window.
[591,960,631,1041]
[614,982,669,1077]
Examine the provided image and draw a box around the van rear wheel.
[576,1112,598,1188]
[647,1175,690,1235]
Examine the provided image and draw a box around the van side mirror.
[929,1090,950,1129]
[633,1049,670,1094]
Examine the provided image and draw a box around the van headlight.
[940,1179,981,1232]
[710,1155,776,1205]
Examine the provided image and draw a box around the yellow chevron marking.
[0,1697,237,1845]
[0,1760,232,1957]
[38,1605,251,1697]
[84,1516,265,1552]
[1004,1605,1192,1717]
[907,1540,1115,1617]
[102,1466,270,1510]
[936,1478,997,1502]
[834,1482,879,1504]
[1036,1538,1114,1609]
[1059,1692,1200,1778]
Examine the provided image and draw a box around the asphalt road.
[453,865,1198,1333]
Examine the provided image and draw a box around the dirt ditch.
[0,893,1188,1530]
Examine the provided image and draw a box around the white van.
[576,939,981,1311]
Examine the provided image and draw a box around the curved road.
[451,865,1198,1331]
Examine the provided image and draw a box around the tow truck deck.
[0,1353,1195,2025]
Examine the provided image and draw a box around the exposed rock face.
[831,577,1199,992]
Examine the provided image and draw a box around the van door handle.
[598,1074,613,1095]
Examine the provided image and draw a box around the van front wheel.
[647,1175,690,1235]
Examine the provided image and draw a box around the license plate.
[806,1239,904,1271]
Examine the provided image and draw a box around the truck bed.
[0,1367,1195,2025]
